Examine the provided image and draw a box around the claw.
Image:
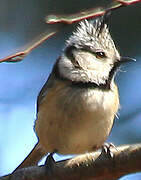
[101,143,117,158]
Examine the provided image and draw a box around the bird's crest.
[66,13,116,51]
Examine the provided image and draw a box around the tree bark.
[1,144,141,180]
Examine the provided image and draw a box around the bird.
[14,12,134,171]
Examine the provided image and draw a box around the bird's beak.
[114,56,136,68]
[120,56,136,63]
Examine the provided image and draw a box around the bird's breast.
[35,80,119,154]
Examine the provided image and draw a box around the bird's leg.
[45,150,58,175]
[45,152,56,166]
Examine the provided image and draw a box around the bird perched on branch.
[14,12,134,171]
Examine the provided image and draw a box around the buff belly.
[35,81,119,154]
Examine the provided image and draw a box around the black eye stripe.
[65,46,76,59]
[80,48,106,59]
[65,46,106,59]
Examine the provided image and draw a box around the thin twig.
[45,0,141,24]
[0,0,140,63]
[0,31,57,63]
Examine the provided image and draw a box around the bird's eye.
[95,51,106,59]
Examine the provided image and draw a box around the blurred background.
[0,0,141,179]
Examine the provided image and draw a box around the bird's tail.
[14,142,46,172]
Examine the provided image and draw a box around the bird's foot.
[45,150,57,176]
[101,142,117,158]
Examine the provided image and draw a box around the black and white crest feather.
[66,15,116,52]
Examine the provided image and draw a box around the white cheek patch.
[58,54,114,86]
[59,55,81,82]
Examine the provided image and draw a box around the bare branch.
[1,144,141,180]
[0,0,140,63]
[116,0,141,6]
[45,0,141,24]
[0,31,57,63]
